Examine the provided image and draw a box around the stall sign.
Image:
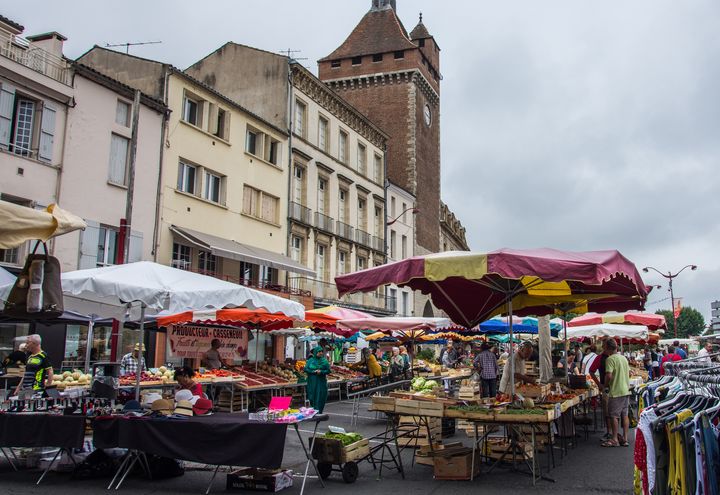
[167,324,248,359]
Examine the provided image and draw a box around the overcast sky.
[6,0,719,323]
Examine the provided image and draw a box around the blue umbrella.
[479,317,561,337]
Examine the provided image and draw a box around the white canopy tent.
[565,323,649,341]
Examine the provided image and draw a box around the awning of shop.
[170,225,315,277]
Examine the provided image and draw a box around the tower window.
[394,51,404,59]
[331,60,341,68]
[372,53,383,63]
[351,56,362,66]
[419,39,425,47]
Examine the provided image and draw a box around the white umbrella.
[565,323,649,341]
[0,200,86,249]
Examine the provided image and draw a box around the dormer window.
[331,60,341,68]
[351,56,362,66]
[372,53,383,62]
[394,51,404,60]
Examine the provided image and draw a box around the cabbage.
[423,381,439,390]
[412,377,427,390]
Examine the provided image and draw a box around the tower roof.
[409,13,431,40]
[319,6,417,62]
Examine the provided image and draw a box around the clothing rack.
[662,352,720,376]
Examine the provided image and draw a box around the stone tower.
[318,1,441,254]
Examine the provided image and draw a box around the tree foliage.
[655,307,705,338]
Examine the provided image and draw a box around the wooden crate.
[483,439,534,460]
[418,401,445,418]
[515,383,550,399]
[395,399,421,415]
[312,438,370,464]
[444,408,495,421]
[432,448,481,480]
[369,396,396,412]
[494,409,555,423]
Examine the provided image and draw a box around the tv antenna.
[106,40,162,54]
[280,48,307,63]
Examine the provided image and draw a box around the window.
[243,185,279,224]
[390,231,396,259]
[358,197,367,230]
[290,236,302,263]
[337,251,347,275]
[316,244,327,281]
[11,97,35,156]
[390,197,396,218]
[401,235,407,259]
[338,130,348,163]
[203,170,223,204]
[108,133,130,185]
[374,154,382,183]
[318,116,328,151]
[182,95,200,126]
[294,99,306,137]
[402,292,409,316]
[172,243,192,270]
[331,60,341,68]
[357,142,366,175]
[389,288,397,312]
[0,87,55,161]
[317,178,328,214]
[97,226,119,267]
[177,161,197,194]
[338,189,348,222]
[357,256,367,271]
[292,165,305,204]
[374,206,383,237]
[239,261,255,285]
[260,266,275,284]
[214,108,227,139]
[264,136,280,165]
[402,203,407,223]
[351,56,362,66]
[372,53,383,62]
[198,250,217,275]
[246,129,258,155]
[115,100,130,127]
[0,247,19,265]
[394,51,405,59]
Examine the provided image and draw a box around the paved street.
[0,398,634,495]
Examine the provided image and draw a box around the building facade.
[185,44,393,315]
[387,181,415,316]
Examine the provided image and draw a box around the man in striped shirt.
[474,343,499,398]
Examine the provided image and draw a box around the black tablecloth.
[0,413,86,449]
[92,413,287,468]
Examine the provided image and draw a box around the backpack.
[3,241,63,319]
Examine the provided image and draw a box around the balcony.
[314,212,334,234]
[0,32,71,86]
[371,235,384,252]
[178,265,311,298]
[336,221,354,241]
[288,277,396,315]
[355,229,371,248]
[289,201,312,225]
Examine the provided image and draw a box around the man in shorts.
[602,338,630,447]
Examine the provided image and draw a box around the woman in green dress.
[304,347,331,412]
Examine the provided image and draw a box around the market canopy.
[565,323,649,341]
[156,308,296,331]
[478,316,562,336]
[298,305,371,333]
[335,248,649,328]
[0,200,87,249]
[568,311,667,330]
[337,316,452,334]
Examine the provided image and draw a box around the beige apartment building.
[79,47,314,297]
[387,181,415,316]
[186,44,393,315]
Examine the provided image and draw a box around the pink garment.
[634,429,649,495]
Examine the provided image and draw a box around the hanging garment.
[634,428,649,495]
[667,409,693,495]
[638,408,658,493]
[700,415,719,495]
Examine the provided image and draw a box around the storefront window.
[63,325,113,368]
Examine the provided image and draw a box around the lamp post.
[386,207,419,226]
[642,265,697,338]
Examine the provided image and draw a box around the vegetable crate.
[311,438,369,483]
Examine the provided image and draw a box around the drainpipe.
[284,61,294,289]
[382,143,389,310]
[51,87,73,256]
[151,68,171,261]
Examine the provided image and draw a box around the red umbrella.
[568,311,667,330]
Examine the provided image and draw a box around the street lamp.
[642,265,697,338]
[386,207,419,226]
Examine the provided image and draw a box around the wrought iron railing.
[336,220,354,241]
[289,201,312,225]
[314,212,334,233]
[0,32,71,85]
[355,229,371,248]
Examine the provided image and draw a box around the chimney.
[371,0,396,11]
[26,31,67,59]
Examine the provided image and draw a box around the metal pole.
[508,299,515,398]
[668,275,677,338]
[134,303,146,401]
[84,319,95,374]
[563,315,568,380]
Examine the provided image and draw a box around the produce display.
[544,394,577,403]
[410,377,440,395]
[330,365,363,379]
[233,365,297,389]
[324,432,363,445]
[448,405,493,414]
[501,408,548,415]
[52,370,93,388]
[146,366,176,383]
[196,369,244,382]
[119,372,161,386]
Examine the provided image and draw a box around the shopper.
[602,338,630,447]
[361,348,382,386]
[573,344,583,365]
[304,347,330,413]
[581,345,598,375]
[474,342,499,398]
[2,342,28,368]
[642,346,653,379]
[589,344,612,438]
[440,341,459,368]
[498,341,536,395]
[120,343,146,375]
[14,334,53,395]
[696,342,713,364]
[202,339,223,369]
[175,366,205,397]
[390,347,405,380]
[399,345,411,377]
[673,341,687,359]
[650,346,660,378]
[660,346,682,375]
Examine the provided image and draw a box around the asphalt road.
[0,398,635,494]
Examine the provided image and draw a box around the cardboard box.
[432,450,480,480]
[227,469,293,492]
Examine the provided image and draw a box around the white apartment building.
[386,181,415,316]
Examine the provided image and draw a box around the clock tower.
[319,1,442,254]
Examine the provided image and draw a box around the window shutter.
[128,230,144,262]
[208,104,219,135]
[0,83,16,148]
[38,102,57,161]
[78,220,100,269]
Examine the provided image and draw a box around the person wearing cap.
[120,343,146,375]
[304,347,330,413]
[498,341,536,396]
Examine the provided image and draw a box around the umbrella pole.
[255,327,259,372]
[508,299,515,399]
[84,318,95,374]
[135,303,146,402]
[563,314,569,380]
